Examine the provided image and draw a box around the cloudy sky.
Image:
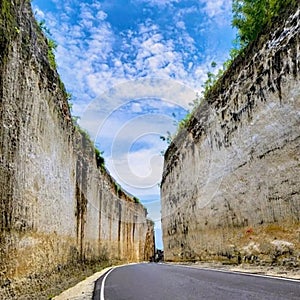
[32,0,235,249]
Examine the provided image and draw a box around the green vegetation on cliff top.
[232,0,298,47]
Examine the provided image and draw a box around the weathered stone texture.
[0,1,154,298]
[162,8,300,265]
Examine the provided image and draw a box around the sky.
[32,0,236,249]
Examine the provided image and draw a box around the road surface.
[93,263,300,300]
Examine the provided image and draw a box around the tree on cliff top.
[232,0,298,47]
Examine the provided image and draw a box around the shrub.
[232,0,298,47]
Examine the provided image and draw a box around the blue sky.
[32,0,236,249]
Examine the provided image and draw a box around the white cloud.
[105,131,166,197]
[35,0,231,117]
[176,21,186,29]
[201,0,232,18]
[134,0,179,8]
[33,7,45,19]
[112,148,164,187]
[198,0,233,27]
[132,103,143,113]
[35,1,118,115]
[96,11,107,21]
[127,19,198,85]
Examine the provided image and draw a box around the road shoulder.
[165,261,300,280]
[53,267,112,300]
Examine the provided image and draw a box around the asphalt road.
[93,263,300,300]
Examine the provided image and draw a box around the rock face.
[161,8,300,265]
[0,1,154,298]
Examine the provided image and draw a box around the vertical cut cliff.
[162,8,300,265]
[0,0,154,298]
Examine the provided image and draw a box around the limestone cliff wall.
[162,8,300,265]
[0,1,154,298]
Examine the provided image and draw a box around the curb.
[53,267,112,300]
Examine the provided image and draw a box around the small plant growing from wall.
[95,148,105,170]
[133,197,140,204]
[74,126,106,171]
[37,20,57,69]
[46,37,57,69]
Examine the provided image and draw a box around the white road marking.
[100,268,114,300]
[99,263,141,300]
[170,264,300,283]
